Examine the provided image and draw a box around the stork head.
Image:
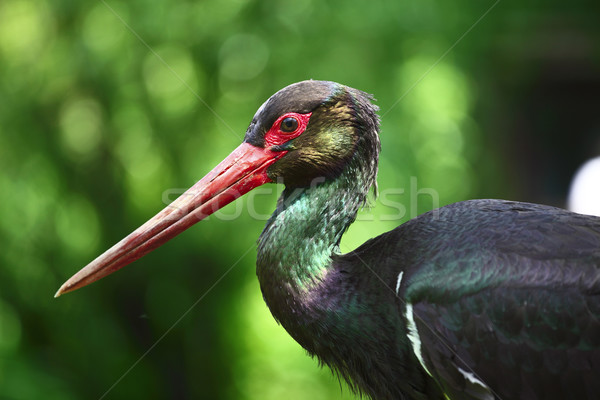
[55,80,379,296]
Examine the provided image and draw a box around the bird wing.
[396,200,600,400]
[408,283,600,400]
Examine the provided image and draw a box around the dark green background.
[1,0,599,399]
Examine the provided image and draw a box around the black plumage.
[349,200,600,399]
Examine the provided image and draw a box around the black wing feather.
[394,200,600,399]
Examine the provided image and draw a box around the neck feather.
[257,167,368,290]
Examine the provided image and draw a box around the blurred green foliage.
[1,0,599,399]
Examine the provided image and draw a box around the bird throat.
[256,157,372,322]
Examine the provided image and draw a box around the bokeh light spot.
[113,104,154,176]
[400,57,469,119]
[0,0,51,63]
[142,46,201,117]
[59,97,103,158]
[82,3,127,57]
[219,34,269,81]
[568,157,600,216]
[55,195,100,256]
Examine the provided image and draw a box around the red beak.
[55,142,283,297]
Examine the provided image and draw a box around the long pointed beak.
[55,142,283,297]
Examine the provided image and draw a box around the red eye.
[280,117,299,133]
[264,112,312,147]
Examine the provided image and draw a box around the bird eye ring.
[280,117,299,133]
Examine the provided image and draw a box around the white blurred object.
[568,156,600,217]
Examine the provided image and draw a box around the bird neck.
[259,170,366,284]
[256,156,373,317]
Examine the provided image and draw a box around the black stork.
[56,80,600,400]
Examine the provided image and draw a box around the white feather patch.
[405,303,432,376]
[457,367,490,389]
[395,271,404,295]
